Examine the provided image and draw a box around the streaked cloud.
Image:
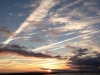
[31,29,100,51]
[0,26,14,38]
[0,44,62,59]
[1,0,58,47]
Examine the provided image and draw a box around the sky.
[0,0,100,73]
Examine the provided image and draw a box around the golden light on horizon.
[47,69,52,72]
[33,58,67,69]
[39,59,65,69]
[0,57,70,73]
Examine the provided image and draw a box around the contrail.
[32,30,100,51]
[1,36,31,44]
[49,39,92,51]
[1,32,37,42]
[1,0,56,48]
[29,32,38,35]
[12,37,31,40]
[50,46,65,51]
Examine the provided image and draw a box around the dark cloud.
[73,48,88,56]
[69,57,100,71]
[41,50,52,55]
[0,44,61,59]
[67,48,100,71]
[10,44,27,49]
[54,55,62,60]
[0,48,51,58]
[0,26,14,38]
[30,46,35,49]
[1,44,27,50]
[30,37,44,42]
[66,45,76,49]
[66,45,77,51]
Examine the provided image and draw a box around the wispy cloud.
[17,13,27,17]
[31,29,100,51]
[0,26,14,38]
[30,37,44,42]
[1,0,58,47]
[8,13,13,16]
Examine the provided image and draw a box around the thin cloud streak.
[32,30,100,51]
[1,37,31,44]
[1,32,37,42]
[50,46,65,51]
[11,37,31,41]
[29,32,38,35]
[47,39,91,51]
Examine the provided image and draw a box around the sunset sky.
[0,0,100,73]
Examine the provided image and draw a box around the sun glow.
[47,69,52,72]
[40,60,59,69]
[39,58,67,70]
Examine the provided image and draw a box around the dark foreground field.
[0,71,100,75]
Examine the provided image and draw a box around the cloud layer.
[0,44,62,59]
[67,47,100,71]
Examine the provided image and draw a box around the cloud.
[61,32,76,36]
[0,44,62,59]
[67,48,100,71]
[57,0,83,12]
[73,31,100,52]
[0,48,51,58]
[1,1,100,67]
[0,44,27,50]
[49,0,100,34]
[66,45,77,50]
[45,28,62,38]
[2,0,57,48]
[51,16,100,33]
[79,28,96,34]
[36,28,62,38]
[22,0,40,8]
[0,26,14,38]
[30,37,44,42]
[17,13,27,17]
[46,6,100,53]
[83,1,97,6]
[8,13,13,16]
[23,20,48,32]
[9,12,26,17]
[10,44,27,49]
[31,29,100,51]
